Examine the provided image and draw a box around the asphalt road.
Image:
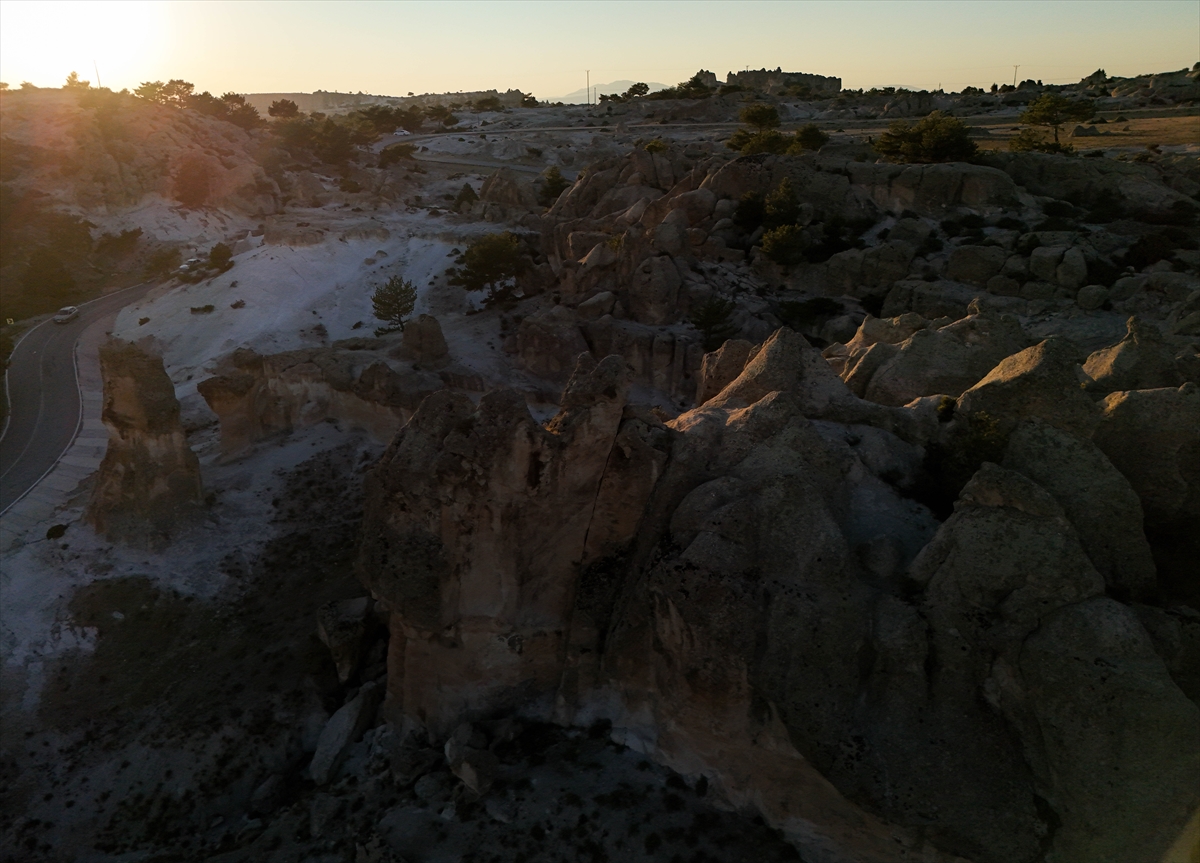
[0,284,153,514]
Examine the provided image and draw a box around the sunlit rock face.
[86,339,204,548]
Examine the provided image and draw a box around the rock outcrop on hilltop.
[86,340,204,547]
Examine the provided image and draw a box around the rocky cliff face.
[357,323,1200,862]
[86,340,204,547]
[357,354,667,734]
[197,325,479,458]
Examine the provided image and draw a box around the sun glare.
[0,0,166,90]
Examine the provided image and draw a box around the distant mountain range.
[546,80,669,105]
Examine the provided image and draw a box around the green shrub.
[537,166,571,207]
[732,192,764,230]
[763,177,800,229]
[689,296,739,351]
[875,111,977,163]
[1007,129,1075,155]
[379,142,416,168]
[143,247,182,278]
[208,242,233,271]
[790,123,829,152]
[737,130,789,155]
[447,232,527,304]
[94,228,143,257]
[739,103,780,132]
[643,138,668,154]
[190,304,214,314]
[268,99,299,118]
[760,225,808,266]
[454,183,479,209]
[338,177,362,193]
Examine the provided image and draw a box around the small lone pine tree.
[1019,93,1095,146]
[371,275,417,335]
[538,166,571,208]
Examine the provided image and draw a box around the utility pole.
[1013,65,1020,87]
[586,70,590,106]
[93,60,101,89]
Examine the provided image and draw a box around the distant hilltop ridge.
[241,88,531,116]
[720,67,841,94]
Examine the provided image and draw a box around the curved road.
[0,284,153,515]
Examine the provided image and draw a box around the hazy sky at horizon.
[1,0,1196,99]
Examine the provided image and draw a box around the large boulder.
[955,338,1099,438]
[391,314,449,365]
[847,162,1020,215]
[862,309,1027,406]
[198,347,442,455]
[945,245,1007,286]
[516,306,589,383]
[1003,419,1157,598]
[1093,383,1200,531]
[906,463,1106,861]
[1082,316,1181,393]
[983,151,1197,219]
[478,167,539,209]
[696,338,756,405]
[1093,383,1200,603]
[624,255,682,325]
[1017,597,1200,863]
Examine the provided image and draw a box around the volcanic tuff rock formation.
[197,335,479,457]
[86,340,204,547]
[356,316,1200,862]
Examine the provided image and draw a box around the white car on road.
[52,306,79,324]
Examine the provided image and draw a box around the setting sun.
[0,0,166,89]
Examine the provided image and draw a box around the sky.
[1,0,1196,100]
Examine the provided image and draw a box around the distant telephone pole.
[93,60,101,89]
[586,70,590,105]
[1013,65,1020,87]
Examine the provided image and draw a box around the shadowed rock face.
[355,328,1200,863]
[197,345,469,457]
[357,355,664,736]
[86,340,203,548]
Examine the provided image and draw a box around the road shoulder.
[0,312,112,551]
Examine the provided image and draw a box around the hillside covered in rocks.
[1,64,1199,863]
